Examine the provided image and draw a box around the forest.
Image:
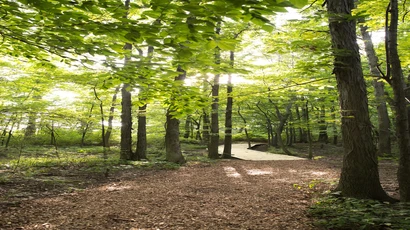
[1,0,410,229]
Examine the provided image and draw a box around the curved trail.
[219,144,306,161]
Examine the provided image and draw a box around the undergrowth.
[309,196,410,229]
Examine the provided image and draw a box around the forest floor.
[0,143,399,230]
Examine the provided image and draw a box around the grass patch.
[309,196,410,229]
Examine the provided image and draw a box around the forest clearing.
[0,144,403,229]
[2,0,410,229]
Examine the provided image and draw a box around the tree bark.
[104,86,120,147]
[327,0,392,201]
[222,51,234,158]
[120,82,132,160]
[134,46,153,161]
[388,0,410,202]
[165,66,186,164]
[134,103,147,160]
[120,0,133,160]
[183,115,191,139]
[208,25,221,159]
[359,21,391,156]
[274,103,293,155]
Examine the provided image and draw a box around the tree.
[326,0,392,201]
[386,0,410,202]
[359,21,392,156]
[165,66,187,164]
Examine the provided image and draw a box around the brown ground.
[0,146,399,230]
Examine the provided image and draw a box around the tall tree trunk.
[104,86,120,147]
[120,0,133,160]
[120,82,132,160]
[134,103,147,160]
[208,25,221,159]
[359,21,391,156]
[327,0,392,201]
[388,0,410,202]
[222,50,234,158]
[134,46,153,161]
[165,66,186,164]
[208,72,220,159]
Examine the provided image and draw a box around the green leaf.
[261,25,274,33]
[290,0,308,9]
[217,39,236,51]
[205,40,217,50]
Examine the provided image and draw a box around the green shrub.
[309,196,410,229]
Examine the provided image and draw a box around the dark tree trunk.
[222,51,234,159]
[133,46,153,161]
[165,66,186,164]
[134,104,147,160]
[184,115,191,139]
[360,21,391,156]
[388,0,410,202]
[104,86,120,147]
[274,103,293,155]
[120,82,133,160]
[120,0,133,160]
[327,0,392,201]
[299,105,308,143]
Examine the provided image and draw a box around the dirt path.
[219,144,306,161]
[1,160,341,230]
[0,153,399,230]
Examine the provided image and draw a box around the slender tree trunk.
[120,0,133,160]
[388,0,410,202]
[120,82,133,160]
[81,102,95,147]
[165,66,186,164]
[222,51,234,158]
[134,103,147,160]
[327,0,392,201]
[208,25,221,159]
[104,86,120,147]
[359,21,391,156]
[134,46,153,161]
[208,72,220,159]
[184,115,191,139]
[274,103,293,155]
